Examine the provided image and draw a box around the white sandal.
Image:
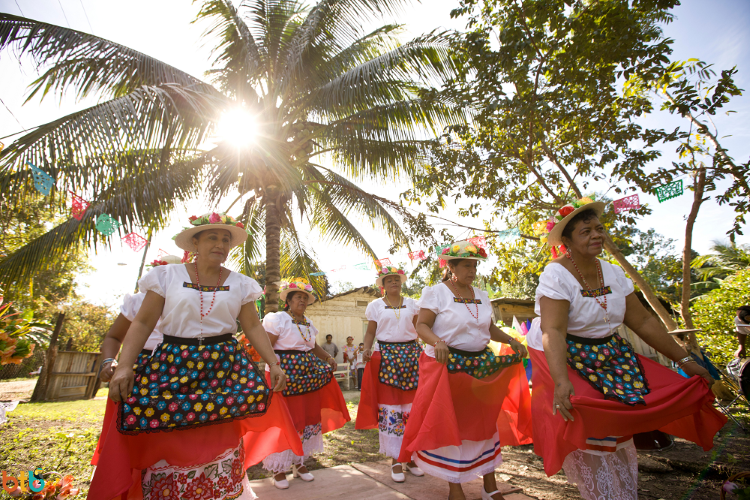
[391,463,406,483]
[292,463,314,482]
[404,463,424,476]
[481,487,504,500]
[273,474,289,489]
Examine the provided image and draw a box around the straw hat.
[279,277,316,305]
[375,266,408,288]
[147,254,183,267]
[436,239,488,261]
[542,198,606,247]
[173,212,248,251]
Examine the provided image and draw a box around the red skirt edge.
[398,352,533,463]
[356,351,417,430]
[529,346,727,476]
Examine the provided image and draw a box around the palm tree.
[0,1,462,311]
[691,240,750,291]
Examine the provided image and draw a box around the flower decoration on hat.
[440,242,487,259]
[148,259,169,268]
[280,277,314,294]
[533,196,603,257]
[188,212,245,229]
[377,266,406,279]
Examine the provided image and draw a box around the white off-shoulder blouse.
[365,297,419,351]
[138,264,262,339]
[527,260,635,351]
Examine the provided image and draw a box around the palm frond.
[0,152,207,286]
[0,13,214,101]
[0,84,223,202]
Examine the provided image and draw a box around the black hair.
[326,334,333,339]
[561,208,600,242]
[738,305,750,317]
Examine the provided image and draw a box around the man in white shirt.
[321,334,339,360]
[735,306,750,358]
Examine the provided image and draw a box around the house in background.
[305,287,381,363]
[491,297,537,326]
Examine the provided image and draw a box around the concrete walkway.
[247,460,534,499]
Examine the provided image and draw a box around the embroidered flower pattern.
[119,339,269,433]
[378,341,421,391]
[378,407,410,437]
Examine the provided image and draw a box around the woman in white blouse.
[260,277,350,490]
[399,240,531,500]
[356,266,424,483]
[530,199,726,500]
[90,213,301,500]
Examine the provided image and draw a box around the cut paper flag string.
[468,235,486,248]
[613,194,640,214]
[655,179,684,203]
[329,265,347,272]
[69,191,90,220]
[376,258,392,267]
[157,248,169,258]
[95,214,121,236]
[408,250,427,261]
[122,232,148,252]
[309,272,326,276]
[27,162,54,196]
[496,228,520,243]
[354,263,370,270]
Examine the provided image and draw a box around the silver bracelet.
[676,356,693,368]
[101,358,117,368]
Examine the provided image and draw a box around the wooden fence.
[44,351,101,402]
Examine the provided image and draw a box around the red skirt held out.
[88,391,303,500]
[529,346,727,476]
[356,351,416,430]
[397,351,532,464]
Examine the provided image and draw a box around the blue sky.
[0,0,748,307]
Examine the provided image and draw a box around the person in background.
[356,343,366,390]
[342,335,358,382]
[735,306,750,358]
[322,333,339,360]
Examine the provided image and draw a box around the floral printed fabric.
[446,346,523,380]
[378,341,421,391]
[119,339,270,434]
[377,403,411,459]
[141,440,253,500]
[277,351,332,396]
[566,334,649,406]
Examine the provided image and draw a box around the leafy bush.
[692,269,750,368]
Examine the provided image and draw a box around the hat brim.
[547,202,606,247]
[280,288,316,305]
[441,254,487,262]
[174,225,248,251]
[375,273,408,288]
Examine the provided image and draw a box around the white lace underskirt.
[262,422,324,473]
[562,441,638,500]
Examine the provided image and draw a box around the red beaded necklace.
[447,278,479,320]
[194,260,223,335]
[566,253,611,326]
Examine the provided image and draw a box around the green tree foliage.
[692,269,750,368]
[692,241,750,291]
[0,0,463,312]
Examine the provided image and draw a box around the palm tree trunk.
[264,195,282,314]
[681,166,707,352]
[603,233,678,331]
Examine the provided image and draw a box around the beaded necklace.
[383,294,403,320]
[566,254,612,329]
[194,261,223,336]
[446,279,479,320]
[288,311,312,342]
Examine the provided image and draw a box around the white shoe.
[391,463,406,483]
[273,475,289,489]
[481,487,503,500]
[404,463,424,477]
[292,463,314,481]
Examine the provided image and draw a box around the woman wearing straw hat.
[357,266,424,483]
[91,255,180,468]
[528,198,726,500]
[260,277,350,489]
[398,240,532,500]
[90,212,302,500]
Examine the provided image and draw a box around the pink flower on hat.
[397,269,405,274]
[546,220,555,232]
[381,267,388,273]
[289,283,297,289]
[441,248,449,255]
[209,212,221,223]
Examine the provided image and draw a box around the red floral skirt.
[397,351,533,464]
[356,351,417,430]
[88,391,302,499]
[529,346,727,476]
